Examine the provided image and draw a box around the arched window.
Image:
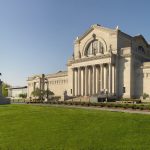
[85,40,104,56]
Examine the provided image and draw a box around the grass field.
[0,104,150,150]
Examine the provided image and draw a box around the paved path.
[24,103,150,115]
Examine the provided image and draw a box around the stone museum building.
[27,24,150,99]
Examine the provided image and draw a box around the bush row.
[43,101,150,111]
[119,98,141,103]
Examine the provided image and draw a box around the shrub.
[139,105,150,110]
[69,102,73,105]
[57,101,61,104]
[74,102,80,105]
[101,103,107,107]
[113,103,121,108]
[19,93,27,99]
[146,105,150,110]
[143,93,149,99]
[139,106,144,110]
[106,103,114,108]
[131,105,137,109]
[135,105,140,109]
[64,101,69,105]
[123,104,129,109]
[90,102,95,106]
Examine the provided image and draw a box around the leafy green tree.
[143,93,149,99]
[31,88,42,100]
[19,93,27,99]
[44,89,54,98]
[2,83,10,97]
[31,88,54,101]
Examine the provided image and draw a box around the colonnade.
[72,63,116,96]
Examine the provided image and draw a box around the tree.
[44,89,54,99]
[19,93,27,99]
[2,83,10,97]
[31,88,42,100]
[31,88,54,101]
[143,93,149,99]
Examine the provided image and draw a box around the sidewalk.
[26,103,150,115]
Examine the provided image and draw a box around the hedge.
[34,101,150,111]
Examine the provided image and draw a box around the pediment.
[75,24,116,43]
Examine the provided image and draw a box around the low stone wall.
[0,97,10,104]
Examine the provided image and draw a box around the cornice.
[46,73,68,79]
[67,53,114,66]
[27,75,42,81]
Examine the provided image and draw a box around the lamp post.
[44,78,48,101]
[105,89,108,102]
[99,80,101,94]
[97,80,102,102]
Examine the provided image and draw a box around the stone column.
[82,68,85,96]
[72,68,75,96]
[93,65,96,95]
[106,65,109,92]
[112,65,115,94]
[88,67,91,95]
[75,68,78,96]
[88,66,93,95]
[78,67,81,96]
[108,63,112,94]
[96,65,100,94]
[114,65,117,95]
[85,66,88,96]
[100,64,103,91]
[90,67,93,95]
[103,65,107,90]
[80,68,84,96]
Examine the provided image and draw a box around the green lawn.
[0,104,150,150]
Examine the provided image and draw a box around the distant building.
[8,86,27,99]
[27,24,150,99]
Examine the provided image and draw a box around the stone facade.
[27,24,150,99]
[27,71,68,98]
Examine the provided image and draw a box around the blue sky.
[0,0,150,86]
